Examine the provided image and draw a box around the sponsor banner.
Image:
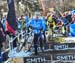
[53,54,75,60]
[51,43,75,50]
[24,54,75,63]
[54,37,75,43]
[63,37,75,43]
[9,42,75,63]
[24,55,51,63]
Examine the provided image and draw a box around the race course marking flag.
[6,0,17,35]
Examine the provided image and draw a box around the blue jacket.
[3,18,7,30]
[69,23,75,37]
[26,18,46,34]
[25,16,29,23]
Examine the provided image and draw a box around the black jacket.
[0,21,5,48]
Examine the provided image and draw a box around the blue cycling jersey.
[26,18,46,34]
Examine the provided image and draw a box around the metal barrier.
[2,31,26,63]
[2,31,25,52]
[3,30,75,63]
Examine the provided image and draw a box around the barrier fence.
[2,30,75,63]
